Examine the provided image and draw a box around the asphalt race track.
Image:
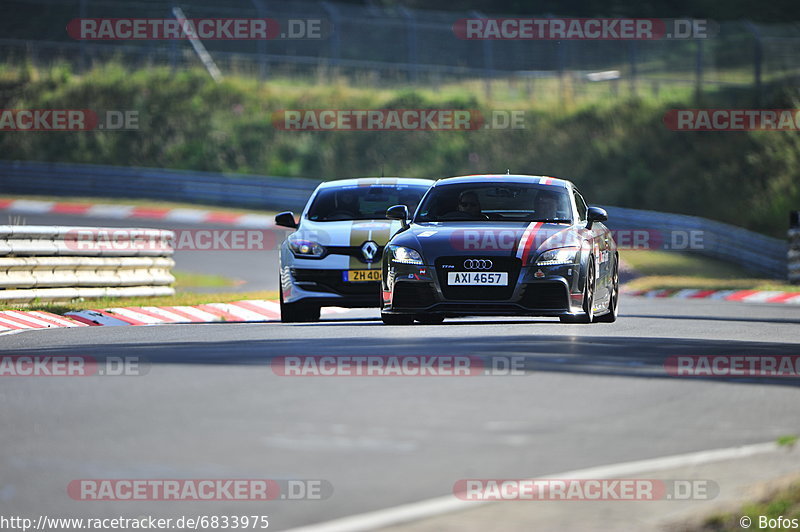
[3,212,800,529]
[2,295,800,530]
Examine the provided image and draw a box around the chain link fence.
[2,0,800,102]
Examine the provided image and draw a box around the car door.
[574,188,611,305]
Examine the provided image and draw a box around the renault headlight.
[536,246,579,266]
[391,246,424,265]
[288,233,325,258]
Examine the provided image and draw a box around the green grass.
[1,62,799,238]
[172,271,240,289]
[621,250,800,292]
[621,250,754,278]
[695,478,800,531]
[625,276,800,292]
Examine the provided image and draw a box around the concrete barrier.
[0,226,175,303]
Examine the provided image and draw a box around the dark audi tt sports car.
[380,174,619,325]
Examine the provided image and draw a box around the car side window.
[573,190,588,222]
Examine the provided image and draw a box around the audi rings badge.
[463,259,493,270]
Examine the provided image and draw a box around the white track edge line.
[285,441,778,532]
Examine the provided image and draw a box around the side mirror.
[386,204,410,229]
[275,211,298,229]
[586,206,608,230]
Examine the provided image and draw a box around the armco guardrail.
[0,160,320,212]
[603,206,787,279]
[0,225,175,304]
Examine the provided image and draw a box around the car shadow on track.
[8,334,800,388]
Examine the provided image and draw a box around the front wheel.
[381,312,415,325]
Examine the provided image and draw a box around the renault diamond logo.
[361,241,379,262]
[464,259,493,270]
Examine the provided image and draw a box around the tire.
[560,258,595,324]
[381,312,415,325]
[595,257,619,323]
[279,286,320,323]
[415,313,445,325]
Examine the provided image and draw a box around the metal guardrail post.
[251,0,270,80]
[321,2,341,74]
[399,7,419,83]
[79,0,88,72]
[469,11,493,99]
[694,39,704,103]
[629,40,638,98]
[789,211,800,284]
[744,21,764,106]
[172,6,223,82]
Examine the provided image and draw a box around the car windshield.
[307,184,429,221]
[415,183,573,223]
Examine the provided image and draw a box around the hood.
[295,219,403,247]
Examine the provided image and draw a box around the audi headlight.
[288,233,325,258]
[536,246,579,266]
[391,246,424,265]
